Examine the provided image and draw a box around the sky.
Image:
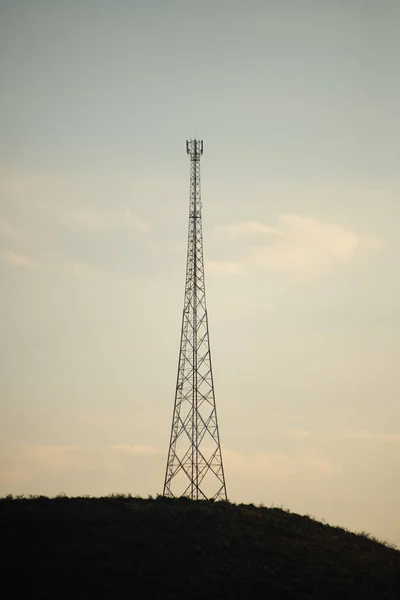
[0,0,399,546]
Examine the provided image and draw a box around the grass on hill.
[2,494,399,599]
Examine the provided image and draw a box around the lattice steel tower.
[163,140,227,501]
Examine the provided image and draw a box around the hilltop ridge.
[2,495,399,599]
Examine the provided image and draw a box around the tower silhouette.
[163,140,227,501]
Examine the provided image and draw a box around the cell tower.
[163,140,227,501]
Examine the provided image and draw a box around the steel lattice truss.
[163,140,227,501]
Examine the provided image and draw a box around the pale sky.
[1,0,399,546]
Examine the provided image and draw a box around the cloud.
[222,294,269,317]
[67,210,149,234]
[125,211,149,233]
[0,442,159,487]
[284,428,314,439]
[29,445,101,472]
[284,428,400,443]
[0,445,103,486]
[3,251,37,268]
[212,214,383,273]
[341,431,400,442]
[206,260,244,275]
[78,413,126,426]
[0,172,150,236]
[64,261,100,277]
[69,211,108,231]
[111,444,158,455]
[213,221,281,240]
[223,448,342,477]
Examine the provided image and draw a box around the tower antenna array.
[163,140,227,501]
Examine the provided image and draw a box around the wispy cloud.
[69,211,108,231]
[67,209,149,234]
[284,428,314,439]
[212,214,383,273]
[284,428,400,443]
[2,251,37,268]
[222,294,269,317]
[341,431,400,442]
[0,442,159,487]
[64,262,100,277]
[78,413,126,426]
[206,260,244,276]
[224,448,342,476]
[213,221,281,240]
[0,444,103,486]
[125,211,149,233]
[111,444,158,455]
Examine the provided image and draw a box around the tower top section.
[186,139,203,161]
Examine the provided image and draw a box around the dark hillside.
[2,495,399,599]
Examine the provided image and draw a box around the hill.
[2,495,399,599]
